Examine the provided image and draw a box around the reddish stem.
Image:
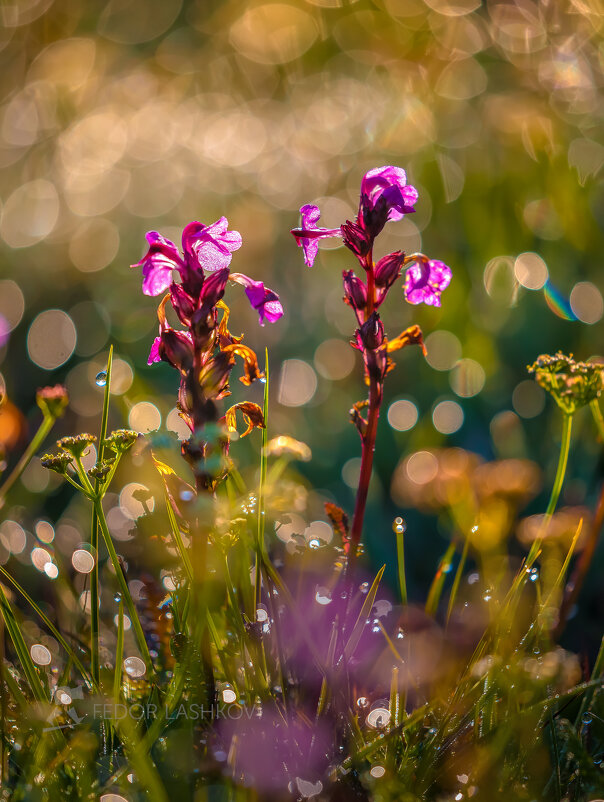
[346,251,382,584]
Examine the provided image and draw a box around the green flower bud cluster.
[528,352,604,415]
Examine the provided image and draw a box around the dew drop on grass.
[392,517,406,535]
[30,644,51,665]
[366,707,390,729]
[308,538,321,549]
[114,592,122,603]
[359,582,369,593]
[180,490,194,502]
[123,656,146,678]
[582,712,593,725]
[95,371,107,387]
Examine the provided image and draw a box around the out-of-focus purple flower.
[182,218,242,274]
[132,232,184,296]
[0,315,10,348]
[291,204,342,268]
[231,273,284,325]
[404,258,452,307]
[360,166,418,222]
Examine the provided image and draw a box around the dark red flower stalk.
[291,167,451,588]
[133,218,283,702]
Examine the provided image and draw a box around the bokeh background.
[0,0,602,646]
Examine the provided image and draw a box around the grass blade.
[0,566,96,691]
[343,564,385,661]
[90,344,113,685]
[425,542,456,617]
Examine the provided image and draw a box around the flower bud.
[357,312,384,351]
[170,283,196,325]
[341,219,372,259]
[56,434,96,459]
[36,385,69,419]
[159,329,194,372]
[358,193,389,241]
[200,267,230,308]
[40,452,73,474]
[374,251,404,289]
[88,459,115,482]
[104,429,139,453]
[343,271,367,315]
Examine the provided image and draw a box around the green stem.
[590,398,604,441]
[526,413,573,568]
[93,497,154,674]
[0,414,56,506]
[91,345,113,686]
[395,526,407,606]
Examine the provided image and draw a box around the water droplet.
[95,371,107,387]
[357,696,369,709]
[370,765,386,778]
[114,592,122,603]
[582,712,593,725]
[366,707,390,729]
[30,644,51,666]
[392,517,406,535]
[308,538,320,549]
[123,656,146,678]
[529,568,539,582]
[359,582,369,594]
[315,587,332,605]
[179,490,194,502]
[483,590,492,602]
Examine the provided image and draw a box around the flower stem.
[93,497,154,673]
[526,412,573,569]
[590,398,604,441]
[0,413,56,507]
[346,368,382,587]
[346,249,381,588]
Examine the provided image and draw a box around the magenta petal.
[231,272,284,325]
[133,231,184,296]
[404,259,452,306]
[361,166,408,196]
[148,336,162,365]
[291,204,342,268]
[183,217,242,273]
[142,262,174,296]
[360,165,418,223]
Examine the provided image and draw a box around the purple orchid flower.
[182,217,242,274]
[404,258,452,307]
[132,218,243,297]
[360,165,418,222]
[291,204,342,268]
[133,219,283,324]
[231,273,284,325]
